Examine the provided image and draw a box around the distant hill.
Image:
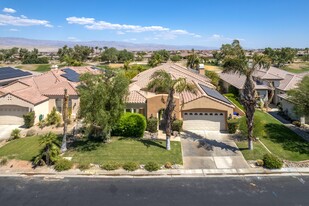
[0,37,215,52]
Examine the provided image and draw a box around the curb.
[1,168,309,178]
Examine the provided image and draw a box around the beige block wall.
[33,100,49,123]
[0,94,33,108]
[146,94,180,119]
[182,96,234,119]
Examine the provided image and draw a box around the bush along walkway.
[268,111,309,142]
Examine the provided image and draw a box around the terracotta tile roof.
[277,74,302,91]
[128,63,231,106]
[0,66,96,105]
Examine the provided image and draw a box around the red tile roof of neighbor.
[0,66,98,105]
[127,63,233,107]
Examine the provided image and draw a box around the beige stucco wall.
[48,95,79,116]
[0,93,33,108]
[125,103,147,116]
[146,94,180,119]
[182,96,234,118]
[33,100,49,123]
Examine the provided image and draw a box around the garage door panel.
[0,105,28,125]
[183,111,226,131]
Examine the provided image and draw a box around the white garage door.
[183,111,226,131]
[0,105,29,125]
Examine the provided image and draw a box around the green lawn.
[236,141,269,160]
[16,64,51,72]
[33,64,51,72]
[282,63,309,74]
[0,136,182,165]
[0,136,43,161]
[224,93,244,111]
[65,138,182,165]
[237,110,309,161]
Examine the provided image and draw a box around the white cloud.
[3,8,16,13]
[66,16,201,39]
[20,15,27,18]
[0,14,53,27]
[9,28,19,32]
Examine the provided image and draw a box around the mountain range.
[0,37,214,52]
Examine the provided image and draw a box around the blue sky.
[0,0,308,48]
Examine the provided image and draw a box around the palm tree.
[61,89,69,153]
[222,40,270,150]
[147,70,197,150]
[186,49,200,69]
[40,132,58,165]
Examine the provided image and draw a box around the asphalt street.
[0,176,308,206]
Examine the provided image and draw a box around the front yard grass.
[0,136,43,161]
[0,136,183,165]
[65,138,182,165]
[224,93,244,111]
[236,110,309,161]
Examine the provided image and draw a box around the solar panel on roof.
[60,68,80,82]
[199,84,231,105]
[0,67,32,81]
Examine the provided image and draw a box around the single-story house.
[219,66,309,123]
[126,63,236,131]
[0,67,37,86]
[0,66,100,125]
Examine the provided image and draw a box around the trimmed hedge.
[144,162,160,172]
[54,159,73,171]
[100,161,121,171]
[227,119,239,134]
[263,154,283,169]
[23,111,35,128]
[113,113,146,138]
[146,117,158,133]
[123,162,139,171]
[172,120,183,132]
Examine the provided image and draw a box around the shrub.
[146,117,158,133]
[10,129,21,140]
[46,107,62,126]
[263,154,283,169]
[0,158,8,166]
[164,162,173,169]
[172,120,183,132]
[23,111,35,128]
[113,113,146,138]
[78,163,91,171]
[256,159,264,166]
[100,161,121,171]
[292,121,301,127]
[228,85,239,96]
[54,159,73,171]
[38,120,46,129]
[144,162,160,172]
[123,162,139,171]
[26,129,37,137]
[227,119,239,134]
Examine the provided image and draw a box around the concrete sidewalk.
[1,166,309,178]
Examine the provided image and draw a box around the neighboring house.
[219,66,309,123]
[0,67,37,86]
[126,63,235,131]
[0,66,100,125]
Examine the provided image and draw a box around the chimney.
[198,64,204,75]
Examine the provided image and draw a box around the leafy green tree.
[170,55,182,62]
[264,47,296,67]
[221,40,271,150]
[288,76,309,117]
[118,49,134,62]
[78,71,130,141]
[148,52,164,67]
[212,50,223,65]
[155,50,170,62]
[205,70,220,89]
[101,47,119,63]
[147,70,197,150]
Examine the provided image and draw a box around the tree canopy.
[78,71,130,140]
[287,76,309,117]
[263,47,297,67]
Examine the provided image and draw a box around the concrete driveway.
[0,125,22,141]
[181,130,249,169]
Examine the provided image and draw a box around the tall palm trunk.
[265,81,275,109]
[242,75,256,150]
[164,89,176,150]
[61,89,68,153]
